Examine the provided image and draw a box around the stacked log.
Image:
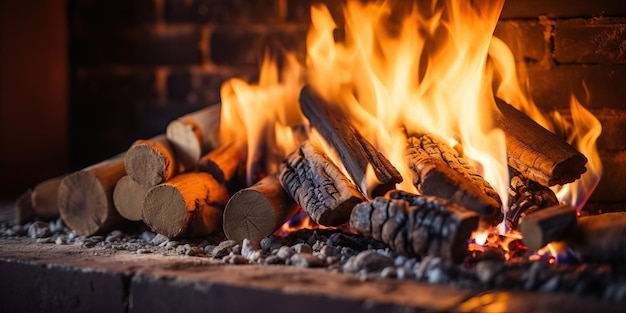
[124,135,179,186]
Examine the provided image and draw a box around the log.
[506,169,559,230]
[14,189,35,224]
[142,172,228,238]
[350,190,479,263]
[124,134,179,186]
[299,85,403,196]
[30,176,64,220]
[166,104,220,171]
[112,175,152,221]
[405,134,502,225]
[494,98,587,186]
[279,142,366,226]
[58,153,130,236]
[519,204,577,251]
[565,212,626,263]
[223,175,299,242]
[197,140,247,192]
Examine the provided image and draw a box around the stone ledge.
[1,238,623,313]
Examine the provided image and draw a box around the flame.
[306,0,510,205]
[219,52,306,184]
[551,91,603,211]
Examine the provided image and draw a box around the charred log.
[566,212,626,263]
[519,204,577,251]
[506,170,559,230]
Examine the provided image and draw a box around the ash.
[1,219,626,302]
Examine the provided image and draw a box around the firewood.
[566,212,626,263]
[519,204,577,251]
[30,176,64,220]
[404,134,501,225]
[299,85,403,196]
[197,140,247,192]
[350,190,479,263]
[112,175,152,221]
[58,153,130,236]
[142,172,228,238]
[166,104,220,171]
[223,175,299,242]
[14,189,35,224]
[279,142,366,226]
[506,169,559,230]
[124,134,179,186]
[494,98,587,186]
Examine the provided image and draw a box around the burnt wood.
[223,175,300,242]
[519,204,577,251]
[405,134,501,226]
[350,190,479,263]
[299,85,403,196]
[566,212,626,263]
[280,142,367,226]
[494,98,587,187]
[142,172,228,238]
[506,170,559,230]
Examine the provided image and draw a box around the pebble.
[241,239,261,260]
[55,237,67,245]
[293,243,312,254]
[105,230,124,243]
[264,255,282,265]
[343,250,394,273]
[260,236,283,253]
[82,236,104,248]
[212,240,238,258]
[475,260,504,284]
[319,245,338,257]
[140,231,156,243]
[36,237,54,244]
[136,249,152,254]
[151,233,169,246]
[290,253,325,268]
[223,254,248,265]
[28,221,50,239]
[277,246,296,260]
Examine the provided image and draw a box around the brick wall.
[69,0,626,206]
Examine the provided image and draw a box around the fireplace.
[1,0,626,312]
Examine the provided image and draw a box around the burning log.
[350,190,479,263]
[142,172,227,238]
[58,153,130,236]
[519,204,577,251]
[566,212,626,263]
[112,175,152,221]
[506,170,559,230]
[30,176,64,220]
[494,98,587,186]
[404,134,501,225]
[124,135,179,186]
[197,140,247,192]
[299,85,403,196]
[166,104,220,171]
[280,142,367,226]
[223,175,299,242]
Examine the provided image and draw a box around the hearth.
[2,0,626,312]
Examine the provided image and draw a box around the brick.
[209,26,307,66]
[494,20,547,63]
[70,0,156,32]
[525,65,626,111]
[164,0,282,24]
[0,260,127,313]
[70,69,157,169]
[589,152,626,202]
[550,109,626,153]
[501,0,626,19]
[555,19,626,64]
[72,27,202,66]
[167,69,256,105]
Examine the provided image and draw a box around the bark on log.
[124,135,179,186]
[30,176,64,220]
[299,85,403,196]
[113,175,152,221]
[566,212,626,263]
[58,153,130,236]
[223,175,299,242]
[494,98,587,186]
[280,142,367,226]
[14,189,35,224]
[519,204,577,251]
[350,190,479,263]
[506,170,559,230]
[142,172,227,238]
[405,134,501,226]
[197,140,247,192]
[166,104,220,171]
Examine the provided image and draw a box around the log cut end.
[58,171,112,236]
[31,176,63,220]
[142,183,188,238]
[125,139,176,186]
[113,175,152,221]
[166,118,203,171]
[519,204,576,251]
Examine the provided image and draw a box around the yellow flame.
[551,92,603,210]
[219,53,306,185]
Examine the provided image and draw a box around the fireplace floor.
[0,203,624,313]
